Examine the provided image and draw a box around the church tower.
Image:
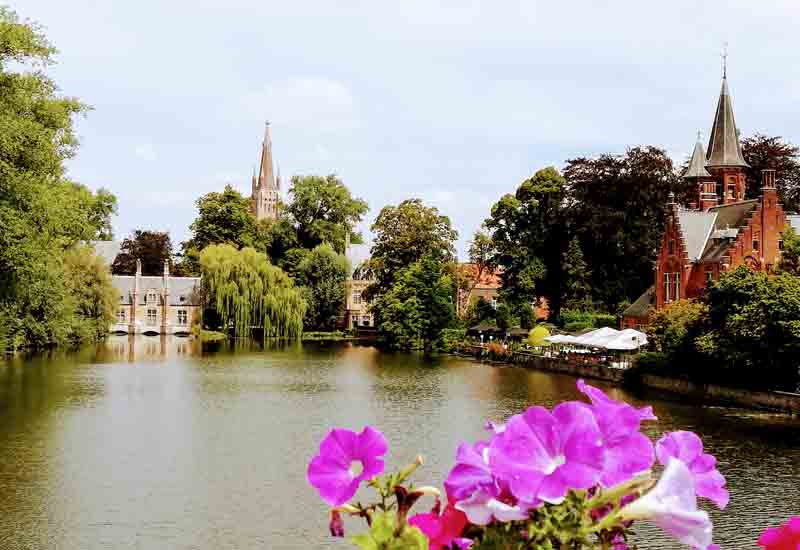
[251,122,281,221]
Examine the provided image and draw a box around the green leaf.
[349,512,428,550]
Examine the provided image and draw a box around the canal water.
[1,336,798,549]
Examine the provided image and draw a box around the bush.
[635,351,670,374]
[486,342,510,361]
[441,328,467,352]
[564,320,594,333]
[528,325,550,346]
[593,314,617,328]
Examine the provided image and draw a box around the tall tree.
[286,174,368,252]
[367,198,458,299]
[741,134,800,211]
[371,255,455,354]
[295,243,349,330]
[563,146,681,310]
[112,230,174,275]
[484,167,569,317]
[778,224,800,276]
[199,244,306,338]
[562,237,592,309]
[0,8,117,349]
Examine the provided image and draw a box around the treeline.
[0,9,118,351]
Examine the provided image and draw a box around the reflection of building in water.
[101,335,199,362]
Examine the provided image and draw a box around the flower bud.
[329,510,344,537]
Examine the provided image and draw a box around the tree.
[485,167,567,317]
[181,185,260,273]
[562,237,592,309]
[646,299,707,356]
[779,224,800,276]
[295,243,349,330]
[455,229,496,318]
[112,230,174,275]
[0,8,118,350]
[199,244,305,338]
[62,244,118,343]
[564,147,682,310]
[286,174,368,253]
[371,256,455,354]
[741,134,800,211]
[368,199,457,299]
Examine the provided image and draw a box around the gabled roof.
[622,286,654,319]
[698,200,759,262]
[111,275,202,306]
[677,211,717,261]
[683,140,712,179]
[706,78,748,168]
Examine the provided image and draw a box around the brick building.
[623,73,790,328]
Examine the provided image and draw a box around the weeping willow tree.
[199,244,306,338]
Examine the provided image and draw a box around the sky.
[15,1,800,259]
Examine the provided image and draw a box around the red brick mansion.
[622,74,797,329]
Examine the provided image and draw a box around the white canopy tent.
[604,329,648,350]
[543,328,647,350]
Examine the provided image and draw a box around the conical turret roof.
[257,121,277,190]
[706,78,748,168]
[684,138,712,179]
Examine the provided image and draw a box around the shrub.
[564,320,594,333]
[528,325,550,346]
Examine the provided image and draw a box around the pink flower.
[758,516,800,550]
[409,502,469,550]
[656,431,729,509]
[489,402,604,504]
[577,380,656,487]
[621,458,713,550]
[307,426,388,506]
[454,487,535,525]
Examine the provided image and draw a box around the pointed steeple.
[258,121,277,190]
[684,134,712,179]
[706,77,748,168]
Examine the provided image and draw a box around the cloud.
[134,143,157,161]
[239,77,360,134]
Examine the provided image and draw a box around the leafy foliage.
[371,256,455,354]
[528,325,550,346]
[351,511,428,550]
[0,8,118,350]
[295,243,349,330]
[199,244,305,338]
[112,230,174,275]
[779,224,800,276]
[646,299,708,356]
[741,134,800,211]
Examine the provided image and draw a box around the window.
[177,310,188,326]
[668,239,674,255]
[352,289,362,305]
[179,295,185,303]
[779,239,785,251]
[705,268,713,285]
[117,309,126,323]
[674,271,681,302]
[491,297,498,309]
[147,308,157,326]
[146,290,158,305]
[753,234,760,252]
[664,273,671,303]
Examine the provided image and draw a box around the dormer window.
[146,290,158,305]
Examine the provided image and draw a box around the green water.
[1,335,798,549]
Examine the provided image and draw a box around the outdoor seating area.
[541,327,648,369]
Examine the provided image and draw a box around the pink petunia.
[620,458,713,550]
[489,402,605,504]
[409,502,469,550]
[656,431,729,509]
[307,426,388,506]
[758,516,800,550]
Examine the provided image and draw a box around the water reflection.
[0,340,798,549]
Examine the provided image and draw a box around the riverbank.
[457,346,800,415]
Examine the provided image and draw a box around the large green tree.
[199,244,305,338]
[484,167,568,318]
[285,174,368,253]
[295,243,349,330]
[779,224,800,276]
[563,146,681,310]
[741,134,800,211]
[112,230,174,275]
[367,198,457,300]
[371,255,455,354]
[0,8,117,349]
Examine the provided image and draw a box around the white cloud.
[134,143,157,161]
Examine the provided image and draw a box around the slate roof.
[112,275,202,306]
[695,200,758,262]
[706,78,748,168]
[683,140,712,179]
[623,286,654,319]
[677,211,717,261]
[90,240,121,264]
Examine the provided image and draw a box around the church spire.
[706,64,748,168]
[258,121,277,190]
[684,132,712,179]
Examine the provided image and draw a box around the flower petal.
[601,432,655,487]
[307,456,359,506]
